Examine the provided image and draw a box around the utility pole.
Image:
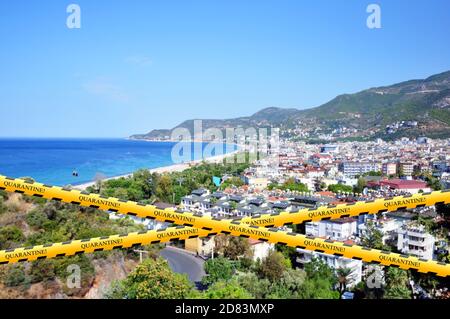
[133,249,149,263]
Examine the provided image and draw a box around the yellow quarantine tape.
[1,175,448,229]
[1,224,449,276]
[1,175,449,276]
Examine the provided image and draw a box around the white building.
[109,213,167,231]
[397,224,435,260]
[243,176,270,189]
[340,161,381,177]
[181,189,210,211]
[320,144,339,153]
[249,239,275,262]
[358,217,403,245]
[306,218,357,241]
[296,249,362,287]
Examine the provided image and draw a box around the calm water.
[0,138,235,186]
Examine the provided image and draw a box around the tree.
[267,269,306,299]
[276,244,297,267]
[237,272,271,298]
[220,177,244,190]
[282,178,309,192]
[336,267,353,296]
[215,236,251,260]
[361,220,385,250]
[155,175,174,203]
[202,257,234,285]
[202,279,253,299]
[257,250,287,282]
[363,171,382,177]
[353,177,367,194]
[105,258,193,299]
[328,184,353,194]
[237,257,253,271]
[226,236,251,260]
[299,258,339,299]
[132,169,155,197]
[424,174,442,191]
[383,267,411,299]
[415,215,437,233]
[111,188,129,201]
[414,273,439,297]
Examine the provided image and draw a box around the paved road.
[159,246,206,283]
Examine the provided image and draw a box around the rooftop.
[379,179,428,189]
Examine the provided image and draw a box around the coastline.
[74,148,242,190]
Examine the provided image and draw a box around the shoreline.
[74,149,242,190]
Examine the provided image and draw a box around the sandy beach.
[74,149,241,190]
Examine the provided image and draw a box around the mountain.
[130,107,299,140]
[131,70,450,141]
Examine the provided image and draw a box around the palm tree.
[337,267,353,296]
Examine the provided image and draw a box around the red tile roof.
[379,179,427,189]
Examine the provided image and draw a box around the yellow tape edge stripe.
[1,175,449,276]
[1,224,449,277]
[1,175,448,229]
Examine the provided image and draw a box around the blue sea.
[0,138,236,186]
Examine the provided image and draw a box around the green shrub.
[0,226,25,249]
[0,197,6,215]
[26,208,49,228]
[3,265,28,287]
[29,260,56,283]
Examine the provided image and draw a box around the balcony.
[407,239,428,246]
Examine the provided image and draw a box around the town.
[106,135,450,299]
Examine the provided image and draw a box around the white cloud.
[125,55,153,67]
[82,78,130,103]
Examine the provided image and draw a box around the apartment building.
[358,217,402,245]
[320,144,339,153]
[397,224,435,260]
[398,162,415,176]
[339,161,381,177]
[305,218,357,241]
[296,248,362,287]
[243,176,270,189]
[382,162,397,176]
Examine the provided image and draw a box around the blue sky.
[1,0,449,138]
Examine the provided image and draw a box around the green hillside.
[131,70,450,140]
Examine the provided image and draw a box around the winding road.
[159,246,206,283]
